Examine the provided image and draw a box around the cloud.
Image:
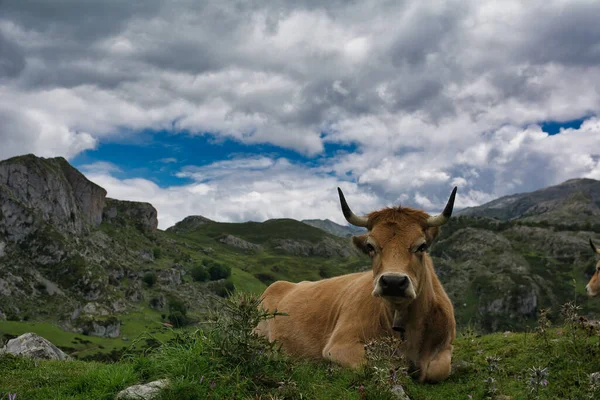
[0,0,599,221]
[85,156,383,229]
[79,161,122,175]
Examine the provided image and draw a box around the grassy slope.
[2,295,600,400]
[164,219,365,290]
[1,218,362,360]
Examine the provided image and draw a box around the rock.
[0,154,107,238]
[112,299,127,313]
[149,294,167,311]
[0,278,11,296]
[103,198,158,232]
[390,384,410,400]
[1,332,68,360]
[157,268,182,286]
[273,237,357,258]
[219,234,263,251]
[82,302,111,316]
[116,379,170,400]
[126,280,143,302]
[0,241,5,257]
[139,249,155,262]
[78,316,121,338]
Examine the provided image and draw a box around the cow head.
[338,187,457,304]
[585,239,600,297]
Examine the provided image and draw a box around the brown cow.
[255,187,457,383]
[585,239,600,297]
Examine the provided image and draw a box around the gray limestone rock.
[1,332,68,360]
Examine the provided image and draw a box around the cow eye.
[365,243,376,254]
[416,243,428,253]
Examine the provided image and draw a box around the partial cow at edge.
[255,186,458,383]
[586,238,600,297]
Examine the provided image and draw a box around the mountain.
[301,218,367,237]
[457,178,600,227]
[439,178,600,331]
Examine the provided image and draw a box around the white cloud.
[86,156,383,229]
[0,0,599,222]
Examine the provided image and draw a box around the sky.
[1,0,599,230]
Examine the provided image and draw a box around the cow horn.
[426,186,458,227]
[337,187,369,227]
[591,238,600,255]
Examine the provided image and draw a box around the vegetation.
[2,294,600,399]
[142,272,158,287]
[191,265,209,282]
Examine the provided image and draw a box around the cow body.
[586,239,600,297]
[256,187,458,383]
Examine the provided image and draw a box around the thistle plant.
[526,366,549,399]
[535,308,552,348]
[587,372,600,399]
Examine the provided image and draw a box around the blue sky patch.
[71,130,358,187]
[540,117,588,135]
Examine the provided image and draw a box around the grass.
[2,294,600,400]
[0,308,175,359]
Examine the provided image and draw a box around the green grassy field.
[2,294,600,400]
[0,307,175,359]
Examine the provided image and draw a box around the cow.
[585,239,600,297]
[255,187,458,383]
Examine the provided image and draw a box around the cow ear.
[425,226,440,244]
[351,234,370,254]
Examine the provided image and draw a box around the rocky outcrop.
[219,234,264,251]
[273,237,358,258]
[158,268,182,286]
[78,316,121,338]
[0,154,107,239]
[103,198,158,232]
[116,379,170,400]
[1,332,69,360]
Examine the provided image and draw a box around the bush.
[208,263,231,281]
[142,272,158,287]
[213,278,235,298]
[168,298,187,315]
[167,311,189,328]
[191,265,209,282]
[152,247,162,259]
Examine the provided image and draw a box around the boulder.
[116,379,169,400]
[1,332,68,360]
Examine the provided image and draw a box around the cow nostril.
[380,276,388,288]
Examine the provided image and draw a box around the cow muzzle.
[586,284,597,297]
[373,273,416,299]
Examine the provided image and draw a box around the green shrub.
[213,278,235,298]
[208,263,231,281]
[152,247,162,259]
[167,311,189,328]
[191,265,209,282]
[142,272,158,287]
[168,298,187,315]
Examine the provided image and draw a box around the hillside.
[2,153,600,358]
[0,155,365,358]
[301,218,367,237]
[458,178,600,227]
